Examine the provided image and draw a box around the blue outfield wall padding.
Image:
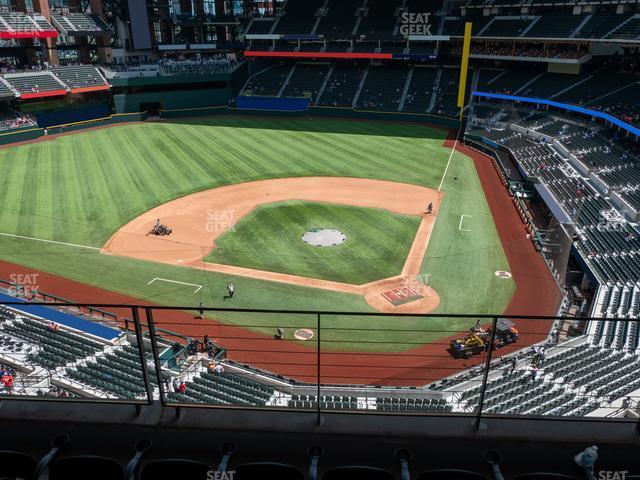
[35,104,111,128]
[0,292,121,341]
[472,91,640,138]
[236,96,311,112]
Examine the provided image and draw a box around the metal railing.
[1,300,640,430]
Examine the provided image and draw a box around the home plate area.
[380,287,424,306]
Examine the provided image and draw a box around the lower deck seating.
[0,108,35,131]
[402,67,438,114]
[50,66,108,89]
[2,318,103,369]
[5,73,65,95]
[242,65,294,97]
[289,394,358,410]
[376,397,451,413]
[281,63,330,101]
[432,68,464,117]
[355,66,409,112]
[317,63,366,107]
[168,371,275,406]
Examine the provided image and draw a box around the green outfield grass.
[206,201,421,284]
[0,116,515,352]
[0,116,448,247]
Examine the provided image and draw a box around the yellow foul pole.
[457,22,473,121]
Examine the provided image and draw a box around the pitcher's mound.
[302,228,346,247]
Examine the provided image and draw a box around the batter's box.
[381,287,424,306]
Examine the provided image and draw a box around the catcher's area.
[102,177,443,313]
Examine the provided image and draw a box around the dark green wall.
[114,88,233,113]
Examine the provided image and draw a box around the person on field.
[225,283,235,300]
[426,202,433,214]
[198,302,205,319]
[275,327,284,340]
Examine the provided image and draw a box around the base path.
[103,177,444,314]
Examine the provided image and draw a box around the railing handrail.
[0,300,627,322]
[1,301,639,430]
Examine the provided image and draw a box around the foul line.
[0,232,100,250]
[458,214,472,232]
[438,124,463,192]
[147,277,203,293]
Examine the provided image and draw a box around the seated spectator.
[207,361,217,374]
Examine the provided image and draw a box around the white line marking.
[147,277,203,293]
[0,232,100,250]
[438,130,461,192]
[458,214,472,232]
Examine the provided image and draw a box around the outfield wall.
[34,103,112,128]
[46,112,148,135]
[0,106,458,148]
[236,96,311,111]
[159,104,460,128]
[0,113,148,145]
[0,127,44,145]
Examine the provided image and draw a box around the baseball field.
[0,115,516,353]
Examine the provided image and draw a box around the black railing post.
[144,307,168,405]
[474,316,499,431]
[131,307,154,407]
[317,312,321,426]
